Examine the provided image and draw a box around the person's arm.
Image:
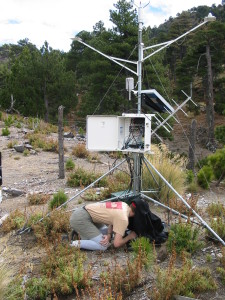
[100,225,113,246]
[113,231,137,248]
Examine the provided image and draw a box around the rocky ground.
[0,117,225,300]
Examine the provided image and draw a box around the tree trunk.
[205,44,216,151]
[58,106,65,179]
[188,119,197,172]
[44,79,49,123]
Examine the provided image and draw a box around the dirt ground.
[0,120,225,299]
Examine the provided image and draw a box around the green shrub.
[49,190,68,210]
[4,115,14,127]
[23,149,30,156]
[0,264,12,300]
[197,165,213,189]
[215,125,225,144]
[207,217,225,241]
[0,210,25,233]
[206,202,225,217]
[65,157,75,171]
[2,127,10,136]
[167,222,203,254]
[152,256,217,300]
[131,237,156,269]
[4,277,24,300]
[67,167,107,188]
[208,147,225,182]
[186,170,195,184]
[25,277,49,300]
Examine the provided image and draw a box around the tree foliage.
[0,1,225,137]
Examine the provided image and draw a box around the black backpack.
[126,196,168,244]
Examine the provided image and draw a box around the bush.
[67,167,107,188]
[0,210,25,233]
[4,115,14,127]
[131,237,156,269]
[32,210,70,244]
[186,170,195,184]
[206,202,225,217]
[208,147,225,183]
[197,165,213,189]
[27,193,51,205]
[72,144,89,158]
[152,255,217,300]
[65,157,75,171]
[4,277,24,300]
[207,217,225,241]
[167,222,203,254]
[215,125,225,145]
[49,190,68,210]
[2,127,10,136]
[143,144,186,202]
[27,133,59,152]
[0,264,11,300]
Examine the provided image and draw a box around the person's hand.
[129,231,137,240]
[100,234,110,246]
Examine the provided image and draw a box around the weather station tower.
[71,1,224,245]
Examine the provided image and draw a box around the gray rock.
[64,132,74,138]
[14,144,25,153]
[2,187,24,197]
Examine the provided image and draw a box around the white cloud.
[0,0,222,52]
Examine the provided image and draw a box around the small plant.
[216,247,225,284]
[15,121,22,128]
[14,156,20,160]
[186,169,195,184]
[0,263,12,300]
[4,115,14,127]
[206,254,212,263]
[151,253,217,300]
[49,190,68,210]
[206,202,225,217]
[32,209,70,244]
[167,222,203,254]
[27,193,51,205]
[2,127,10,136]
[7,140,17,148]
[207,217,225,241]
[131,237,156,269]
[27,133,59,152]
[65,157,75,171]
[197,165,213,189]
[0,210,25,233]
[23,149,30,156]
[67,167,107,188]
[215,125,225,144]
[4,277,24,300]
[72,144,89,158]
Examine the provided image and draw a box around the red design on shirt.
[106,202,122,209]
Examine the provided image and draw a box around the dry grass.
[0,263,12,300]
[72,144,89,158]
[143,144,187,202]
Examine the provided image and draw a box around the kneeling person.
[70,201,137,251]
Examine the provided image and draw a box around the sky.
[0,0,222,52]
